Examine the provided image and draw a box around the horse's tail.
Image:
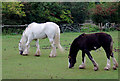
[110,39,114,56]
[54,25,64,52]
[110,37,118,67]
[110,40,113,52]
[109,36,114,57]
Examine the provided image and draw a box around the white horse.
[19,22,64,57]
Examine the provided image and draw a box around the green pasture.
[2,31,119,79]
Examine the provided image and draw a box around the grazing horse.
[68,32,118,71]
[19,22,63,57]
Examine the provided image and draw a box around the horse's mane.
[22,22,37,35]
[27,22,36,28]
[21,22,36,43]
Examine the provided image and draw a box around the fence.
[2,24,28,34]
[2,23,119,34]
[60,23,85,32]
[2,23,87,34]
[2,24,28,28]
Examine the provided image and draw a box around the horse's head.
[18,41,25,55]
[68,56,76,68]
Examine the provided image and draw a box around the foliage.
[80,24,99,32]
[91,3,119,24]
[2,2,73,25]
[2,2,26,16]
[80,24,117,32]
[87,2,96,19]
[102,27,117,32]
[2,2,120,31]
[2,2,26,25]
[60,10,73,23]
[61,2,89,23]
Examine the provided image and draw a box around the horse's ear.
[68,56,71,58]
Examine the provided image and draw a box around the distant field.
[2,31,119,79]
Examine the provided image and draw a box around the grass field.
[2,31,119,79]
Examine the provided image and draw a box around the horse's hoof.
[113,66,117,70]
[34,55,40,57]
[79,67,85,69]
[104,67,110,71]
[69,67,74,69]
[53,56,56,57]
[94,67,98,71]
[22,54,28,56]
[49,56,56,58]
[49,56,53,57]
[79,65,85,69]
[115,64,118,68]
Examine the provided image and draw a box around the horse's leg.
[103,47,111,70]
[49,38,56,57]
[27,44,30,54]
[52,42,56,57]
[23,41,30,55]
[111,52,118,70]
[79,51,86,69]
[53,38,57,57]
[104,58,111,70]
[23,37,32,56]
[85,49,98,71]
[34,39,41,56]
[110,41,118,69]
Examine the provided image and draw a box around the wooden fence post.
[99,23,103,31]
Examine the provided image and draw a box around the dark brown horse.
[68,32,118,71]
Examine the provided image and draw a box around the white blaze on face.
[68,59,70,67]
[94,46,97,49]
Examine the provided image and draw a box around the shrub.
[81,24,99,32]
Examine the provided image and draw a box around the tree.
[2,2,26,24]
[22,2,73,24]
[90,2,119,24]
[2,2,73,25]
[61,2,89,23]
[2,2,25,16]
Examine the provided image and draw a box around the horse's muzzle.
[69,64,74,69]
[19,51,23,55]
